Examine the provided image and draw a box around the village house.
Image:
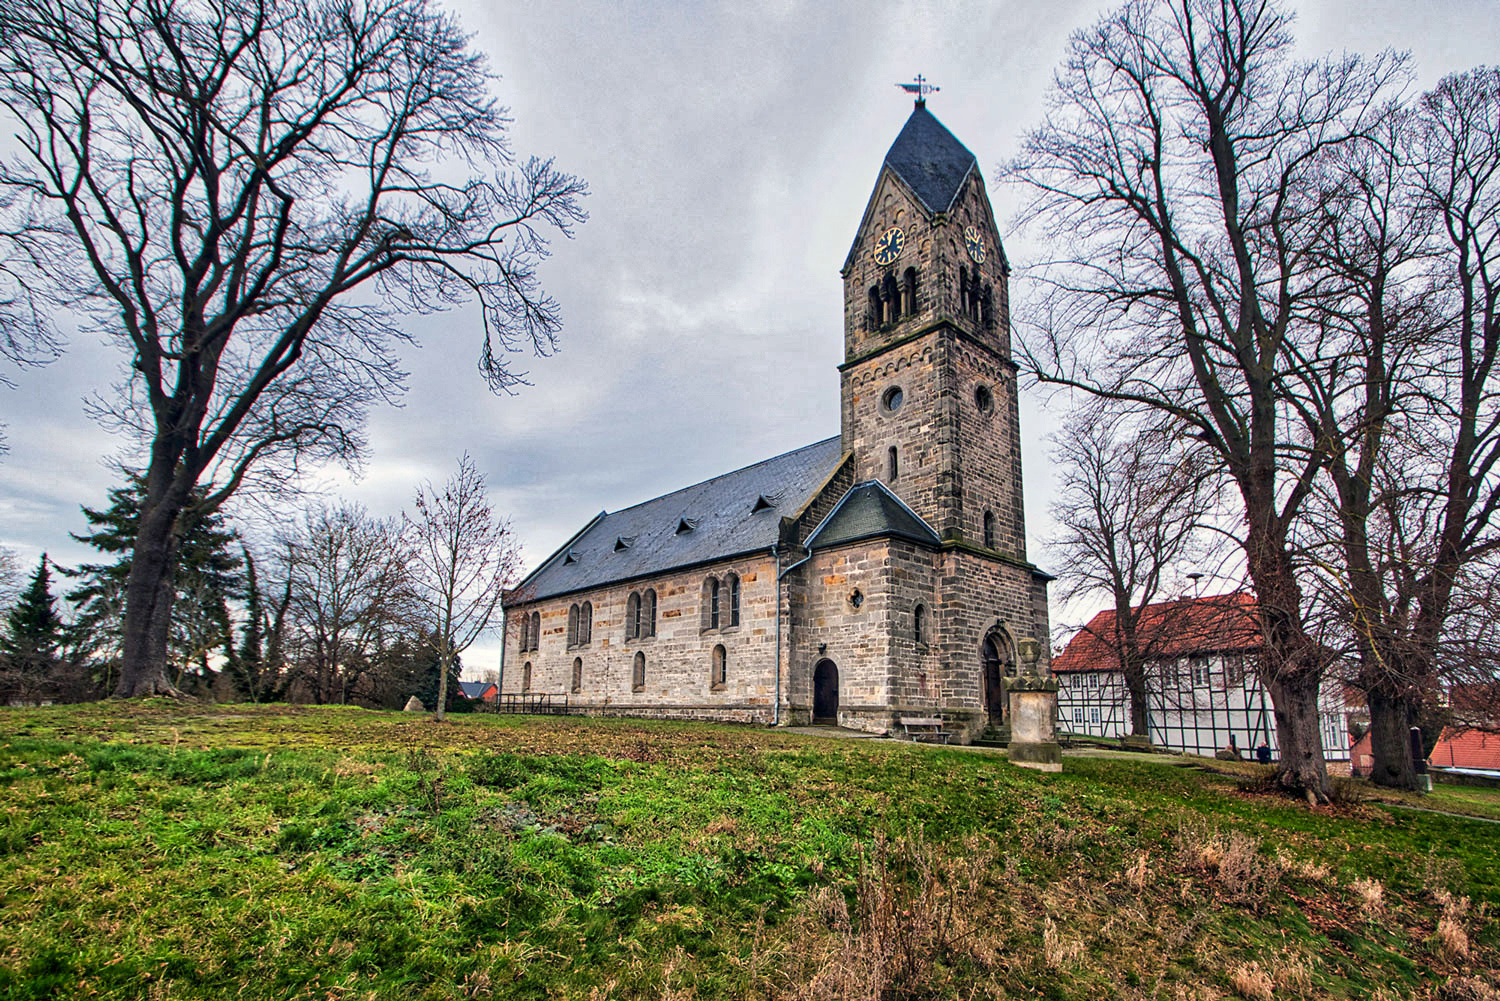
[1052,592,1358,761]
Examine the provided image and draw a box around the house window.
[983,510,995,549]
[1225,653,1247,686]
[1190,656,1210,687]
[644,589,657,637]
[567,604,579,647]
[1088,673,1099,689]
[727,573,741,627]
[1073,707,1084,723]
[571,658,582,693]
[711,644,727,690]
[705,576,721,630]
[1090,707,1100,724]
[632,651,646,692]
[914,603,927,645]
[522,661,533,692]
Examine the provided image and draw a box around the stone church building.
[501,101,1057,753]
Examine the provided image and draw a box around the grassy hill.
[0,702,1495,1000]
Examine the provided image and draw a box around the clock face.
[964,225,986,264]
[872,226,906,266]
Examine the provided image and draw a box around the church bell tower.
[839,101,1026,562]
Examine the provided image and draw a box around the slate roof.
[1052,593,1261,673]
[514,437,846,602]
[883,104,979,215]
[805,480,940,550]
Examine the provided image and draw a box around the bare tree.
[1004,0,1404,801]
[0,0,586,697]
[406,454,521,721]
[1291,68,1500,788]
[279,503,416,705]
[1050,406,1216,738]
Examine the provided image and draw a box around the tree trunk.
[1266,668,1331,803]
[435,646,451,722]
[1365,685,1419,789]
[1122,655,1149,738]
[113,484,186,698]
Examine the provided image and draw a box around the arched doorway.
[981,630,1016,725]
[813,659,839,724]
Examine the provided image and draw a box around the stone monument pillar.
[1007,637,1061,772]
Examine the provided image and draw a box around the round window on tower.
[975,384,994,416]
[881,386,904,414]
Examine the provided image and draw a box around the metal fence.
[480,692,575,715]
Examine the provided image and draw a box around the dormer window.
[614,535,635,551]
[676,518,697,535]
[751,493,778,513]
[563,550,578,565]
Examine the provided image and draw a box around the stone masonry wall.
[503,552,781,722]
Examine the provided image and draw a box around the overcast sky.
[2,0,1496,676]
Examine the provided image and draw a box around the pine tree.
[1,555,62,702]
[223,548,289,703]
[65,476,242,688]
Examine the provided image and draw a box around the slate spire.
[881,104,978,216]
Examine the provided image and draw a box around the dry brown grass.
[1228,961,1274,1001]
[1351,876,1386,917]
[1434,888,1473,962]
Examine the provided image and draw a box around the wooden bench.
[899,717,951,743]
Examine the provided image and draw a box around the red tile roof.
[1429,728,1500,771]
[1052,592,1261,674]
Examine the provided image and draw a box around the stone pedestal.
[1007,676,1061,771]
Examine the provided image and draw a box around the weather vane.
[896,74,940,107]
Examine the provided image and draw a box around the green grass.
[0,702,1496,1000]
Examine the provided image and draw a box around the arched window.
[632,651,646,692]
[522,661,533,692]
[914,603,927,645]
[625,592,641,640]
[869,285,882,327]
[983,510,995,549]
[644,589,657,637]
[519,613,530,652]
[530,611,540,651]
[959,266,969,315]
[982,284,993,328]
[888,446,899,482]
[726,573,741,627]
[704,576,721,630]
[571,657,582,693]
[711,644,727,690]
[580,601,593,645]
[902,266,917,316]
[567,604,579,647]
[883,272,900,322]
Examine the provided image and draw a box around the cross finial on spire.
[896,74,940,107]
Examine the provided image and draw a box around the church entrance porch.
[813,659,840,724]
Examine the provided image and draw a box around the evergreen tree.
[223,548,289,703]
[65,476,242,688]
[0,555,62,702]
